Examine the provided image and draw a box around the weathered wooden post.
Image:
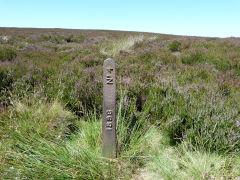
[102,58,117,158]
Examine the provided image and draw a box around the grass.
[0,28,240,179]
[100,35,145,57]
[0,95,155,179]
[145,133,240,180]
[0,47,17,61]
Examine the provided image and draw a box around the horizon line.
[0,26,239,39]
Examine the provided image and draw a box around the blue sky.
[0,0,239,37]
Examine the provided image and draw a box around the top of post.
[104,58,115,66]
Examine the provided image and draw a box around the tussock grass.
[143,132,240,180]
[0,96,155,179]
[100,35,145,57]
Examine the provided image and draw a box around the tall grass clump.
[100,35,145,57]
[0,48,17,61]
[0,93,155,179]
[0,99,110,179]
[181,49,207,65]
[147,136,240,179]
[117,90,152,159]
[168,40,181,52]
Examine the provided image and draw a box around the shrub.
[0,48,17,61]
[63,35,86,43]
[182,39,192,49]
[168,40,181,52]
[79,55,101,67]
[41,35,51,41]
[53,35,64,44]
[181,50,206,65]
[65,35,74,43]
[144,85,240,153]
[0,70,14,108]
[77,35,86,43]
[0,70,14,91]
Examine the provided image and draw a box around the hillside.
[0,28,240,179]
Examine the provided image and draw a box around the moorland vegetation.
[0,28,240,179]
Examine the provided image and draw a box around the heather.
[0,28,240,179]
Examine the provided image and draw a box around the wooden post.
[102,58,117,158]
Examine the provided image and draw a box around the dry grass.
[100,35,145,57]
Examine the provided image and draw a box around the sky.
[0,0,239,37]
